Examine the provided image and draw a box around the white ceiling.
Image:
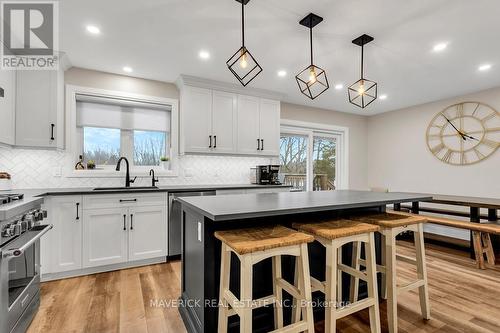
[60,0,500,115]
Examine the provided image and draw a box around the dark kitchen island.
[177,190,431,333]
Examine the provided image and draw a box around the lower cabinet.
[82,207,128,268]
[43,193,168,277]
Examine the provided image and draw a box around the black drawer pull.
[130,214,134,230]
[209,135,212,148]
[214,135,217,148]
[261,139,264,150]
[257,138,260,150]
[119,199,137,203]
[76,202,80,220]
[123,214,127,231]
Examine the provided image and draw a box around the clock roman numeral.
[428,134,441,140]
[474,148,485,160]
[460,152,467,165]
[431,143,445,155]
[485,127,500,133]
[456,104,464,118]
[472,103,480,116]
[441,149,453,163]
[482,139,499,149]
[481,112,497,123]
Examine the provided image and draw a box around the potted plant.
[87,160,96,170]
[159,156,169,170]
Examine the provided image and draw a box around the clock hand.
[443,116,467,140]
[463,133,479,141]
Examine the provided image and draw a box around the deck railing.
[282,173,335,191]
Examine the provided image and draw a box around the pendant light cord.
[241,1,245,48]
[309,26,313,66]
[360,44,364,79]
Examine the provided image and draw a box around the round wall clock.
[426,102,500,165]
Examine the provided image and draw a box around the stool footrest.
[269,321,308,333]
[397,279,425,294]
[338,263,368,281]
[397,254,418,265]
[223,290,277,316]
[336,298,376,319]
[310,276,325,293]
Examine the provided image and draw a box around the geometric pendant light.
[295,13,329,100]
[348,34,378,108]
[226,0,263,87]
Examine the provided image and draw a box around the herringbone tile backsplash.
[0,146,276,189]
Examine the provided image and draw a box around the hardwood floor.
[28,241,500,333]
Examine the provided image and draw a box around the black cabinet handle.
[214,135,217,148]
[261,139,264,151]
[119,199,137,203]
[209,135,212,148]
[257,138,260,150]
[123,214,127,231]
[76,203,80,220]
[50,124,55,141]
[130,214,134,230]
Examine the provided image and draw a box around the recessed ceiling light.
[334,84,343,90]
[277,70,287,77]
[478,64,492,72]
[86,25,101,35]
[199,50,210,60]
[379,94,388,100]
[432,42,448,52]
[123,66,133,73]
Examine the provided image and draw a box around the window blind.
[76,94,171,132]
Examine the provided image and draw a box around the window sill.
[65,168,178,178]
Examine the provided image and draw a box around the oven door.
[0,224,52,333]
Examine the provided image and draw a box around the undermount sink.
[93,186,159,191]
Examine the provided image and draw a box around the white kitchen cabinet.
[46,196,83,273]
[0,67,16,145]
[15,67,64,148]
[82,207,128,268]
[182,86,213,153]
[258,99,281,156]
[236,95,261,154]
[211,90,237,153]
[128,205,167,261]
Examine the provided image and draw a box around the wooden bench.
[389,210,500,269]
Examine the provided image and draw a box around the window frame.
[280,119,349,191]
[66,85,179,178]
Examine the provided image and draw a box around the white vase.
[160,161,170,170]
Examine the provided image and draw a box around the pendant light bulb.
[308,66,317,85]
[240,51,248,69]
[357,80,365,95]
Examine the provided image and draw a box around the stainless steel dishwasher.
[168,191,216,257]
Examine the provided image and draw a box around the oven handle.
[2,224,53,258]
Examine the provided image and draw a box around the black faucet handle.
[130,176,137,184]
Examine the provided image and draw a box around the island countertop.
[178,190,432,221]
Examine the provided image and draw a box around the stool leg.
[325,242,338,333]
[338,245,343,303]
[415,224,431,320]
[299,243,315,333]
[380,233,387,300]
[240,255,253,333]
[384,229,398,333]
[292,256,302,323]
[349,241,361,303]
[472,231,485,269]
[272,256,284,329]
[366,232,381,333]
[218,244,231,333]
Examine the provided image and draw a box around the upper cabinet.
[15,66,64,149]
[178,76,281,156]
[0,67,16,145]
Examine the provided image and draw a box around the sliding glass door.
[280,128,342,192]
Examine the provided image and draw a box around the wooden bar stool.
[215,225,315,333]
[350,212,430,333]
[293,219,382,333]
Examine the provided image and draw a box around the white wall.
[367,87,500,197]
[281,102,369,190]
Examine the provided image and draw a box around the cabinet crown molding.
[176,75,285,101]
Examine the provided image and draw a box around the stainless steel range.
[0,193,52,333]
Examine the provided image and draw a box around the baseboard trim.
[41,257,168,282]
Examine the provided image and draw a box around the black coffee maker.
[256,165,281,185]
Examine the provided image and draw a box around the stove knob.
[2,227,12,237]
[43,210,48,218]
[13,223,21,236]
[21,220,28,232]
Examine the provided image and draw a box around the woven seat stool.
[349,211,430,333]
[293,219,381,333]
[215,225,315,333]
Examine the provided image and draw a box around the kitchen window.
[66,85,179,177]
[280,120,348,191]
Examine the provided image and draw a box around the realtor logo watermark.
[1,1,59,70]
